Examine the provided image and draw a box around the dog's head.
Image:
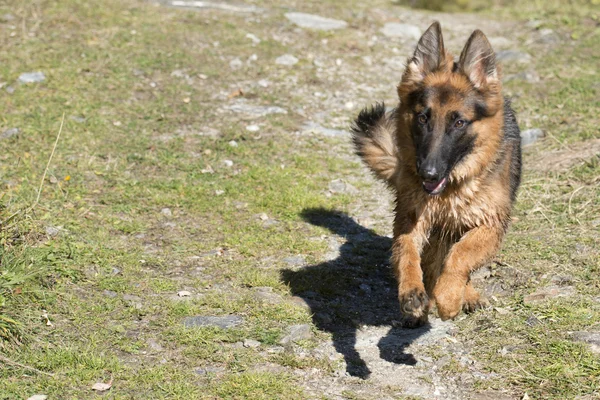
[397,22,504,196]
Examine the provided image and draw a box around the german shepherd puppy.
[351,22,522,327]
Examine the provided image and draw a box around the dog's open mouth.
[423,177,448,196]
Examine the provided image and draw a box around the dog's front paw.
[433,274,466,320]
[399,287,429,316]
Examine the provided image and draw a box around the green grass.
[0,0,599,398]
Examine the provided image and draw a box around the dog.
[351,21,522,327]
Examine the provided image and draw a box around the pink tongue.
[424,177,446,193]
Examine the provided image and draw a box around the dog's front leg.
[433,225,503,320]
[392,215,428,327]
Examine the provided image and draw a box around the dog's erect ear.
[458,30,498,88]
[406,21,446,81]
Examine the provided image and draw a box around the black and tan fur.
[352,22,522,326]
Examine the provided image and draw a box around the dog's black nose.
[419,164,439,181]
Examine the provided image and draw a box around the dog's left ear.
[458,30,498,88]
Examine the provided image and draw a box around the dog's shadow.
[281,208,431,379]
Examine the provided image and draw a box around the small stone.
[283,255,305,266]
[496,50,531,63]
[160,207,172,217]
[183,315,244,329]
[103,290,118,298]
[45,226,60,237]
[525,314,542,327]
[147,338,163,352]
[228,140,238,147]
[571,331,600,354]
[243,339,261,348]
[275,54,299,66]
[224,100,287,118]
[123,294,143,309]
[222,159,234,167]
[521,128,544,146]
[177,290,192,297]
[229,58,243,70]
[246,124,260,132]
[285,12,347,31]
[380,23,421,40]
[328,179,357,194]
[258,213,269,221]
[245,33,261,44]
[215,190,225,196]
[70,115,86,123]
[523,285,575,304]
[253,289,284,304]
[290,296,310,310]
[195,366,225,375]
[0,127,20,139]
[5,86,15,94]
[27,396,48,400]
[18,71,46,83]
[280,324,312,345]
[257,79,270,88]
[111,267,121,275]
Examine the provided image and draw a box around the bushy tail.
[351,103,398,185]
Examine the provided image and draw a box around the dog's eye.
[454,120,465,128]
[417,114,427,124]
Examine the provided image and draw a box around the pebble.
[45,226,60,237]
[520,128,545,146]
[496,50,531,63]
[523,285,575,304]
[228,140,238,147]
[222,159,234,167]
[275,54,299,66]
[328,179,358,194]
[224,100,287,118]
[245,33,261,44]
[103,290,118,298]
[0,127,19,139]
[18,71,46,83]
[183,315,244,329]
[285,12,347,31]
[280,324,313,345]
[243,339,261,348]
[229,58,243,70]
[246,124,260,132]
[380,23,421,40]
[571,331,600,354]
[27,396,48,400]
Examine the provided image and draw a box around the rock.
[380,23,421,40]
[496,50,531,63]
[195,366,226,375]
[280,324,312,345]
[523,285,575,304]
[27,396,48,400]
[521,128,544,146]
[504,71,540,83]
[243,339,261,348]
[571,331,600,354]
[70,115,86,123]
[103,290,118,298]
[222,159,234,167]
[229,57,243,70]
[301,121,348,137]
[228,140,238,147]
[177,290,192,297]
[18,71,46,83]
[5,86,15,94]
[160,207,172,217]
[253,288,284,304]
[170,1,261,13]
[123,294,143,309]
[245,33,261,44]
[283,255,305,267]
[328,179,358,194]
[275,54,299,66]
[0,127,19,139]
[525,314,542,327]
[45,226,60,237]
[224,100,287,118]
[246,124,260,132]
[285,12,347,31]
[257,79,270,88]
[289,296,311,310]
[147,338,164,352]
[183,315,244,329]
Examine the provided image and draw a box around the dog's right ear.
[404,21,446,84]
